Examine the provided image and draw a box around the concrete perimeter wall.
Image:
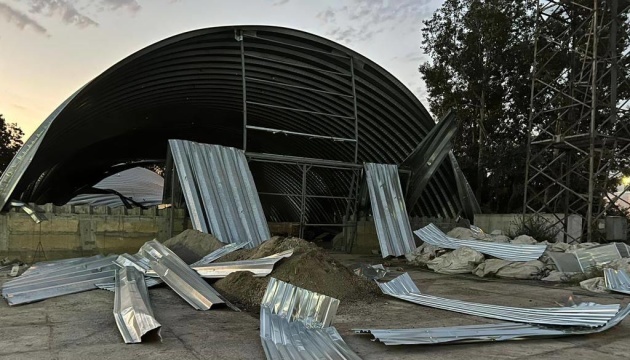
[0,204,191,262]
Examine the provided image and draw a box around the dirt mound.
[162,229,225,264]
[213,237,380,311]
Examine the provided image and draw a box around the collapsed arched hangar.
[0,26,479,225]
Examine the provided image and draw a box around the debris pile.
[410,223,630,286]
[163,229,225,264]
[214,237,380,310]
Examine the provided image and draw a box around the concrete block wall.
[0,204,190,262]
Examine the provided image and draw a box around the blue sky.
[0,0,444,137]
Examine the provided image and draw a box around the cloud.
[28,0,98,28]
[0,2,48,34]
[317,0,433,43]
[100,0,141,13]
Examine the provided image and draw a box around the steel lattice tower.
[524,0,630,242]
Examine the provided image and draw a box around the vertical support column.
[168,166,176,238]
[238,30,248,152]
[586,0,598,242]
[349,58,359,164]
[298,165,311,239]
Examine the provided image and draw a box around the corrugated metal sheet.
[190,241,251,266]
[139,240,231,311]
[260,277,360,360]
[604,268,630,295]
[68,167,164,208]
[192,250,293,278]
[169,140,270,248]
[414,224,546,262]
[113,266,161,343]
[379,273,621,327]
[96,252,163,292]
[364,163,415,258]
[354,305,630,345]
[2,255,117,306]
[574,244,626,272]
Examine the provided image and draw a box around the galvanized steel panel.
[604,268,630,295]
[2,255,117,306]
[414,224,546,262]
[113,266,161,343]
[364,163,415,257]
[139,240,228,310]
[193,249,293,278]
[379,273,621,327]
[169,140,270,248]
[355,304,630,345]
[260,277,360,360]
[574,244,624,272]
[190,241,250,266]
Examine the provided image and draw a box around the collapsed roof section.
[0,25,477,221]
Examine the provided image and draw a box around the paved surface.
[0,252,628,359]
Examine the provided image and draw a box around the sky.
[0,0,444,139]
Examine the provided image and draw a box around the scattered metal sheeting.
[604,268,630,295]
[351,264,388,280]
[9,201,46,223]
[2,256,118,306]
[414,224,546,262]
[139,240,228,311]
[547,252,583,273]
[355,305,630,345]
[379,273,620,327]
[364,163,415,258]
[169,140,270,248]
[114,267,161,344]
[574,243,628,272]
[260,277,360,360]
[16,255,104,279]
[95,253,163,292]
[193,250,293,279]
[190,241,251,267]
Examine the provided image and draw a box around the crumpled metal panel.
[379,273,621,327]
[169,140,270,248]
[96,252,163,292]
[574,244,625,272]
[547,251,583,273]
[190,241,251,266]
[355,305,630,345]
[114,266,161,343]
[364,163,415,258]
[68,167,164,208]
[139,240,228,310]
[604,268,630,295]
[192,250,293,278]
[9,201,47,223]
[414,224,546,262]
[2,255,117,305]
[351,264,388,280]
[260,277,360,360]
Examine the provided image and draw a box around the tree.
[0,114,24,176]
[419,0,535,213]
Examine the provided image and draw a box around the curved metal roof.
[0,25,468,221]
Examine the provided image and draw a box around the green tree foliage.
[420,0,536,213]
[0,114,24,176]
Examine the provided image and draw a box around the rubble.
[213,237,379,311]
[580,277,608,294]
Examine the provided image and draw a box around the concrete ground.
[0,252,628,360]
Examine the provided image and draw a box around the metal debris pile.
[407,223,630,287]
[1,236,293,344]
[355,272,630,346]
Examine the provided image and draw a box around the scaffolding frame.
[524,0,630,242]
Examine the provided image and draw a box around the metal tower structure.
[524,0,630,242]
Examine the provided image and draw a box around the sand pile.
[213,237,380,311]
[162,229,225,264]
